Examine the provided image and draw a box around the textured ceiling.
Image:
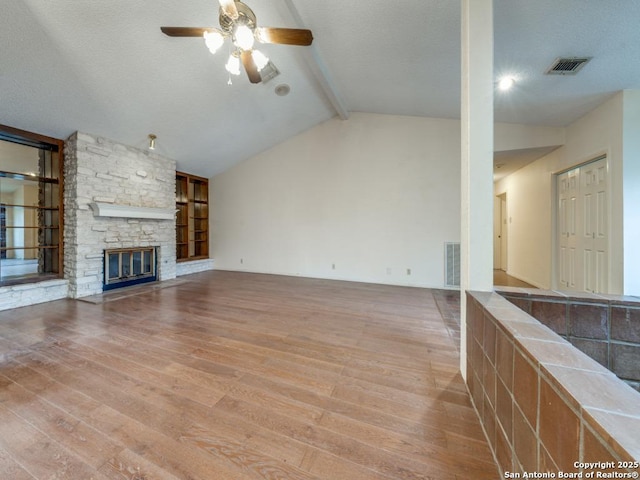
[2,0,640,177]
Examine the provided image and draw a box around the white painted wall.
[495,123,565,153]
[0,140,39,174]
[622,90,640,295]
[211,113,461,288]
[495,92,629,293]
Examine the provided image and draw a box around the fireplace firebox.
[104,247,157,291]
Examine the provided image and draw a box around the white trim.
[89,202,175,220]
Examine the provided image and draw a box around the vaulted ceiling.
[2,1,640,177]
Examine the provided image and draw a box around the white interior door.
[500,195,508,271]
[493,194,507,270]
[580,159,608,293]
[558,168,579,289]
[556,157,608,293]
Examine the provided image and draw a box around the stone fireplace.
[64,132,177,298]
[0,130,213,311]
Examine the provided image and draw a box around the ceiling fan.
[161,0,313,84]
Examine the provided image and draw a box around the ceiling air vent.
[545,57,592,75]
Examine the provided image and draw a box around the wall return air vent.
[545,57,592,75]
[444,242,461,288]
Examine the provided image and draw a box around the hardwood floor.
[493,269,536,288]
[0,271,498,479]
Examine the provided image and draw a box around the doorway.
[556,156,608,293]
[494,193,508,271]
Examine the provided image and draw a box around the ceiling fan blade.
[241,51,262,84]
[255,27,313,46]
[218,0,239,19]
[161,27,212,37]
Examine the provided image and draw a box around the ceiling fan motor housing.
[219,1,257,33]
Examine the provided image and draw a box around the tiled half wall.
[466,291,640,477]
[498,288,640,391]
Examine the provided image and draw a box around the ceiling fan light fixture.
[203,29,225,54]
[160,0,314,84]
[252,50,269,71]
[225,54,241,75]
[233,24,255,50]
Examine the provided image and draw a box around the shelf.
[90,202,176,220]
[3,226,59,229]
[0,203,60,210]
[176,171,209,262]
[1,245,59,251]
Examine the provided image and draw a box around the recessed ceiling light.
[498,76,515,91]
[274,84,290,96]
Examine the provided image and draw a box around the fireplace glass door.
[104,247,156,290]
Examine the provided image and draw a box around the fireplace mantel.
[89,202,176,220]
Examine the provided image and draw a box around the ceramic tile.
[496,327,514,390]
[513,349,538,427]
[483,401,497,452]
[483,353,496,409]
[583,408,640,462]
[505,296,532,315]
[611,306,640,343]
[539,379,580,471]
[563,291,610,303]
[495,287,531,296]
[538,444,559,474]
[569,303,609,340]
[471,336,484,377]
[569,337,609,368]
[531,300,568,335]
[495,422,513,476]
[610,343,640,381]
[496,375,513,443]
[520,337,610,374]
[537,289,569,299]
[483,315,497,365]
[468,290,494,306]
[505,320,568,343]
[582,423,619,465]
[513,404,537,472]
[542,364,640,416]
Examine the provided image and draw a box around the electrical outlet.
[332,263,335,270]
[240,258,243,264]
[406,268,411,275]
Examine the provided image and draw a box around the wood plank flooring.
[0,271,498,479]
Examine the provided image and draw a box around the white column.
[460,0,494,378]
